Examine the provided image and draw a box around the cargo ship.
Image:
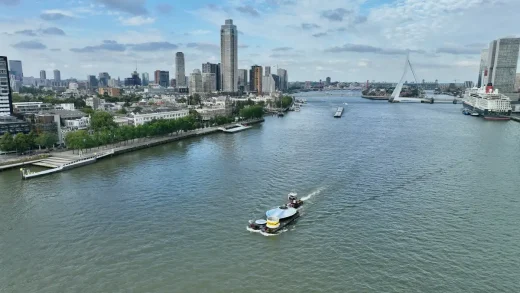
[462,83,512,120]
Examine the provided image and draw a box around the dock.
[334,107,344,118]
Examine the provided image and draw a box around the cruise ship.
[462,84,512,120]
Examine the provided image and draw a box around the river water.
[1,95,520,292]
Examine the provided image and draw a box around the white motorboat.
[218,124,252,133]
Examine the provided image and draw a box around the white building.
[56,103,75,111]
[130,110,189,126]
[65,116,90,129]
[189,69,203,94]
[13,102,53,114]
[262,75,276,94]
[220,19,238,92]
[202,72,216,93]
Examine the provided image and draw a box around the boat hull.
[361,95,388,100]
[462,102,511,120]
[249,212,300,234]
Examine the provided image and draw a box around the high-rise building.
[238,69,248,92]
[98,72,110,87]
[265,66,271,76]
[124,71,141,87]
[0,56,13,116]
[108,78,118,88]
[189,69,203,94]
[221,19,238,92]
[202,72,216,93]
[262,74,276,94]
[87,75,98,89]
[325,77,331,86]
[277,68,288,91]
[477,49,488,87]
[175,52,186,87]
[53,69,61,82]
[154,70,169,87]
[142,72,149,86]
[202,62,221,91]
[170,79,176,88]
[8,60,22,81]
[489,38,520,94]
[515,73,520,91]
[40,70,46,80]
[464,81,474,88]
[486,40,498,85]
[249,65,262,94]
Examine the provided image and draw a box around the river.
[1,95,520,292]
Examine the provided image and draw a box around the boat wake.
[247,220,287,236]
[301,187,325,202]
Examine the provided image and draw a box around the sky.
[1,0,519,83]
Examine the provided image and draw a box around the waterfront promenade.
[2,118,264,178]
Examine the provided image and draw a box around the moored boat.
[462,83,512,120]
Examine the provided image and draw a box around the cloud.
[325,43,423,55]
[119,16,155,26]
[156,3,173,14]
[301,23,320,30]
[321,8,351,22]
[50,48,61,51]
[94,0,148,15]
[70,40,126,53]
[0,0,20,5]
[239,44,249,48]
[186,42,219,51]
[236,5,260,17]
[272,47,293,51]
[312,32,328,38]
[41,27,66,35]
[40,10,75,21]
[130,42,178,51]
[12,40,47,50]
[185,29,211,36]
[436,47,481,55]
[15,30,37,36]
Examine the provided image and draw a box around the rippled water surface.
[2,95,520,292]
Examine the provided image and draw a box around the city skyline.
[1,0,520,83]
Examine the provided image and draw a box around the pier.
[334,107,344,118]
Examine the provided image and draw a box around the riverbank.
[5,118,264,177]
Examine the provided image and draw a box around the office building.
[170,79,176,88]
[98,72,110,87]
[131,110,189,126]
[277,68,288,91]
[142,72,149,86]
[53,69,61,82]
[477,49,488,87]
[325,77,331,86]
[464,81,474,88]
[238,69,248,92]
[154,70,169,87]
[8,60,23,81]
[202,72,216,93]
[221,19,238,92]
[124,71,141,87]
[108,78,118,88]
[489,38,520,94]
[515,73,520,91]
[265,66,271,76]
[189,69,203,94]
[262,74,276,94]
[87,75,98,89]
[0,56,14,116]
[175,52,186,87]
[202,62,221,91]
[249,65,262,94]
[40,70,46,80]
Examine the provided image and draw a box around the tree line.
[64,111,240,153]
[0,132,58,153]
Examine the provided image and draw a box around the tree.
[117,108,128,115]
[0,133,15,152]
[133,106,143,113]
[13,133,31,153]
[35,132,58,149]
[90,111,118,131]
[81,107,95,115]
